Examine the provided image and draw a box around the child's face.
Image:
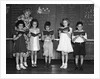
[63,20,69,27]
[77,24,83,30]
[24,11,30,18]
[18,24,24,30]
[45,26,50,31]
[32,22,37,28]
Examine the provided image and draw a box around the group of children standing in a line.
[13,9,87,71]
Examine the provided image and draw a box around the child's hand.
[76,35,80,37]
[14,37,18,40]
[80,35,83,37]
[13,53,16,57]
[18,34,22,37]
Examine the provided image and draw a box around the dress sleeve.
[68,27,72,34]
[83,32,87,40]
[72,33,76,40]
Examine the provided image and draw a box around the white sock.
[32,61,34,64]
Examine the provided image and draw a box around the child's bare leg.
[20,53,26,69]
[16,53,20,70]
[49,57,51,64]
[24,52,28,67]
[60,51,65,68]
[63,52,68,69]
[45,56,48,63]
[75,55,79,66]
[79,55,84,70]
[80,55,84,66]
[34,51,37,65]
[65,53,68,64]
[16,53,19,66]
[74,55,79,70]
[31,51,34,65]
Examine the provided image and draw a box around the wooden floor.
[6,58,94,74]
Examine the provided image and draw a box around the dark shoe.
[32,64,37,67]
[34,64,37,67]
[32,64,35,67]
[79,66,83,71]
[44,63,48,68]
[48,63,51,68]
[74,66,78,70]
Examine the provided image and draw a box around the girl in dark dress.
[72,21,87,71]
[13,20,27,70]
[15,9,33,67]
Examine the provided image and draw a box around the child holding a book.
[42,21,54,67]
[72,21,87,71]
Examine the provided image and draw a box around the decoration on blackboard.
[6,6,10,14]
[84,5,94,19]
[37,6,50,14]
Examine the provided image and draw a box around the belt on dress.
[75,42,85,44]
[44,40,51,42]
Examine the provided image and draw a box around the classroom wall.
[6,4,94,60]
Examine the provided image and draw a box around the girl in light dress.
[72,21,87,71]
[42,21,54,67]
[13,20,27,70]
[29,19,40,67]
[57,18,73,69]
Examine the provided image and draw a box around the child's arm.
[80,33,87,42]
[58,30,61,38]
[28,30,31,38]
[51,34,55,40]
[13,34,22,40]
[72,34,79,42]
[24,34,28,41]
[13,35,16,40]
[38,28,41,37]
[42,32,45,40]
[64,27,72,38]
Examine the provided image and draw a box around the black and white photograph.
[0,0,100,79]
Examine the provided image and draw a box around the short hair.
[60,18,70,27]
[44,21,51,30]
[30,19,39,28]
[75,21,83,30]
[15,20,25,28]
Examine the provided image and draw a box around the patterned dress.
[43,30,54,57]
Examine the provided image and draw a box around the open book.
[73,31,85,36]
[43,30,54,35]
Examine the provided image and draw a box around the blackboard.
[6,4,94,39]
